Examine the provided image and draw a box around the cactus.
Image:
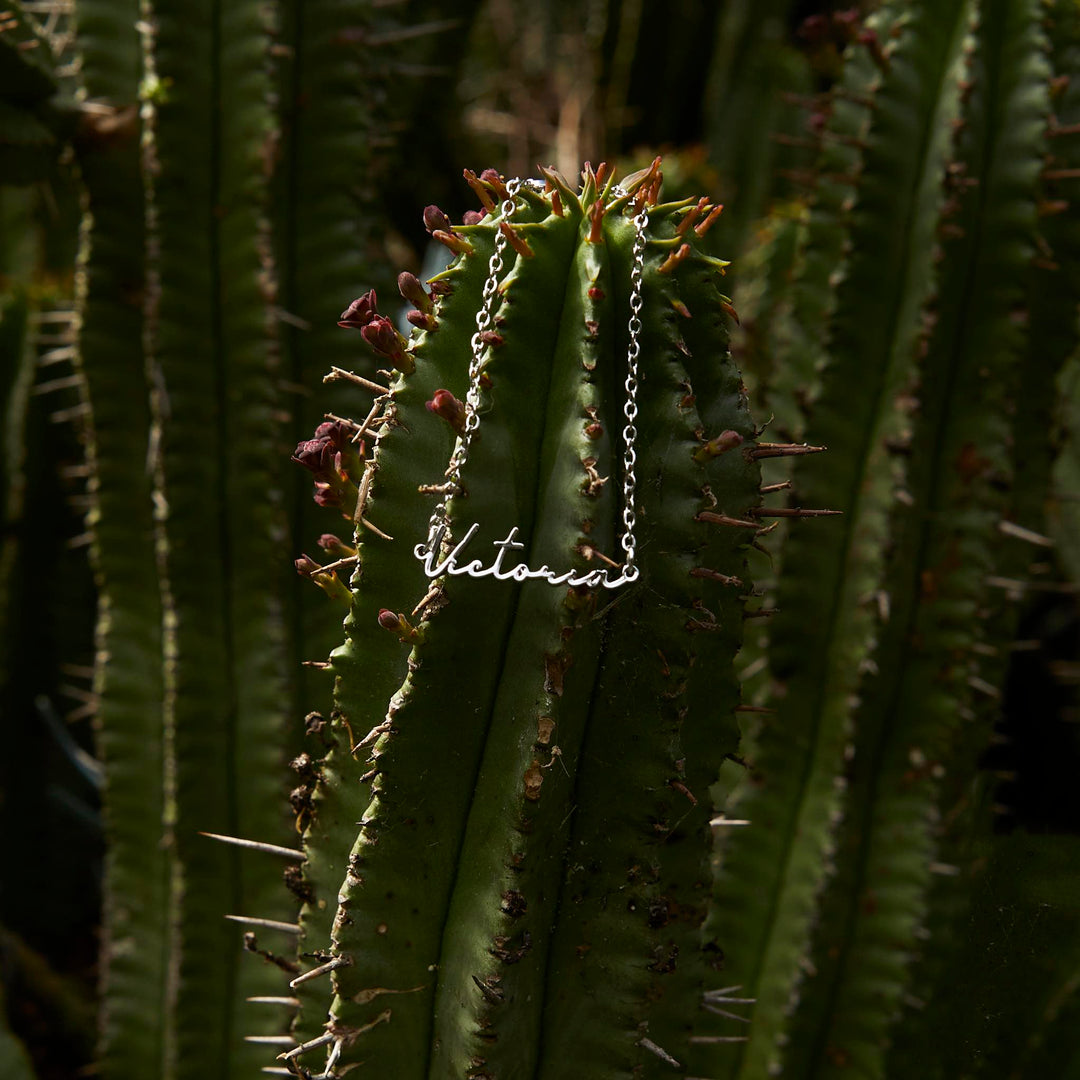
[273,160,814,1077]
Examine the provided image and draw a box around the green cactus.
[275,160,801,1077]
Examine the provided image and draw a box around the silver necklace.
[413,176,648,590]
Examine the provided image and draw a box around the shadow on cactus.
[276,160,836,1077]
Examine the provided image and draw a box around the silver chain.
[415,179,648,589]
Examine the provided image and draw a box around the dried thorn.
[323,367,390,395]
[472,975,504,1003]
[225,915,302,934]
[246,1035,296,1046]
[289,957,350,989]
[746,442,826,461]
[418,481,461,495]
[669,779,698,806]
[703,1003,752,1022]
[638,1037,680,1067]
[759,480,792,493]
[696,511,757,529]
[689,1035,749,1044]
[690,567,743,586]
[353,459,378,527]
[734,705,773,714]
[310,555,359,578]
[997,520,1054,547]
[199,832,304,860]
[274,307,312,330]
[748,506,842,518]
[710,816,751,826]
[301,661,331,669]
[358,516,393,541]
[50,402,90,424]
[363,18,462,45]
[248,996,302,1006]
[260,1069,294,1076]
[32,373,83,395]
[1043,168,1080,180]
[968,676,1000,699]
[929,861,961,876]
[352,720,393,753]
[744,608,779,619]
[279,1031,335,1061]
[1049,121,1080,137]
[703,986,755,1003]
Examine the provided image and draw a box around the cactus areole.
[289,159,806,1076]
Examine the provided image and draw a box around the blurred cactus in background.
[1,1,1078,1078]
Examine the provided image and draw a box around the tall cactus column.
[283,163,831,1078]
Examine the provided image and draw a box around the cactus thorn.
[690,567,743,585]
[638,1037,680,1067]
[463,168,496,212]
[658,243,692,274]
[199,832,305,860]
[225,915,302,934]
[323,367,390,395]
[748,506,842,518]
[760,480,792,493]
[245,1036,296,1046]
[499,221,534,258]
[550,189,564,217]
[676,197,709,236]
[696,510,758,528]
[433,228,476,256]
[247,997,302,1007]
[288,956,351,989]
[278,1031,335,1061]
[746,442,826,460]
[695,203,725,236]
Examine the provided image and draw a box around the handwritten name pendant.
[413,524,640,591]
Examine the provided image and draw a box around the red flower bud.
[406,309,438,332]
[462,210,484,226]
[361,315,415,374]
[377,608,401,631]
[693,429,745,463]
[397,271,432,314]
[318,533,356,559]
[426,389,467,435]
[338,289,378,329]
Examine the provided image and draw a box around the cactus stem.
[746,441,827,460]
[638,1037,680,1066]
[224,915,302,934]
[288,957,350,989]
[747,506,843,517]
[323,367,391,395]
[247,997,302,1007]
[760,480,793,493]
[198,832,305,860]
[279,1031,336,1061]
[696,510,758,528]
[245,1036,297,1046]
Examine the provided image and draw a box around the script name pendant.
[413,524,640,590]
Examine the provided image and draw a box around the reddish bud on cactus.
[296,555,352,604]
[338,289,378,329]
[462,210,485,226]
[407,310,439,332]
[478,330,504,347]
[428,279,453,297]
[479,168,508,200]
[423,205,452,234]
[426,389,468,435]
[588,200,605,244]
[693,429,745,463]
[318,533,357,559]
[361,315,415,374]
[378,608,423,643]
[587,286,605,301]
[293,421,364,510]
[398,272,433,314]
[464,168,496,212]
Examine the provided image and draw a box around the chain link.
[418,178,648,588]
